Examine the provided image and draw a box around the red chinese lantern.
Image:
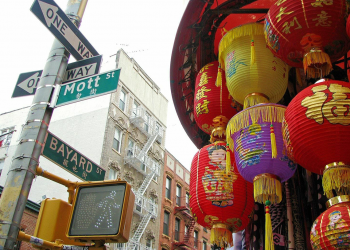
[265,0,349,78]
[310,195,350,249]
[189,142,254,248]
[194,61,239,141]
[283,79,350,198]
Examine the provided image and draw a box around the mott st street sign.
[31,0,98,60]
[12,55,102,98]
[42,132,105,181]
[54,69,120,107]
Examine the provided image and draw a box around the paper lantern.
[310,195,350,249]
[217,23,289,109]
[283,79,350,198]
[194,61,238,141]
[189,142,254,248]
[265,0,349,79]
[226,103,297,204]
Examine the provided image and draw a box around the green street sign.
[55,69,120,107]
[42,132,105,181]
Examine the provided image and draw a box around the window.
[203,240,207,250]
[119,89,127,112]
[150,196,156,214]
[144,112,151,133]
[136,197,142,212]
[155,122,162,143]
[176,185,182,206]
[0,127,14,147]
[175,218,180,241]
[165,177,171,199]
[127,138,135,156]
[113,127,122,152]
[163,211,170,236]
[186,192,190,207]
[153,175,158,182]
[194,231,199,248]
[203,227,207,233]
[108,168,117,180]
[146,239,152,248]
[132,100,140,117]
[141,155,146,172]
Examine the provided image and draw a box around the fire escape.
[123,107,163,250]
[172,197,196,250]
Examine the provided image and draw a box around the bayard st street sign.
[42,132,106,181]
[31,0,99,60]
[54,69,121,107]
[12,55,103,98]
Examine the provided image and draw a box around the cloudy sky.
[0,0,198,169]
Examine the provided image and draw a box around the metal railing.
[124,147,160,177]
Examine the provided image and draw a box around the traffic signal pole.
[0,1,88,249]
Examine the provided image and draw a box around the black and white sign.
[30,0,99,60]
[12,55,102,98]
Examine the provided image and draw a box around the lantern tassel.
[251,37,255,65]
[265,201,275,250]
[226,144,231,174]
[210,225,233,248]
[303,49,332,79]
[270,124,277,158]
[323,165,350,198]
[216,64,223,87]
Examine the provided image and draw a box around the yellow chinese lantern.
[217,23,289,109]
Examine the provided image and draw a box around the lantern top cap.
[326,195,350,209]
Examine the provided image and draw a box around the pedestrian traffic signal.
[67,180,135,243]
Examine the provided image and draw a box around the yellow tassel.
[253,174,282,204]
[251,37,255,65]
[210,226,233,248]
[270,124,277,158]
[216,64,223,87]
[323,166,350,198]
[303,49,332,79]
[265,201,275,250]
[226,144,231,174]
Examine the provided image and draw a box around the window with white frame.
[113,127,122,153]
[144,112,151,133]
[132,100,140,117]
[0,127,15,147]
[127,138,135,156]
[108,168,117,180]
[119,89,127,112]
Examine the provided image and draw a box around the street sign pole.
[0,1,88,249]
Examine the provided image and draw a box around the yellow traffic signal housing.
[33,198,88,248]
[67,180,135,243]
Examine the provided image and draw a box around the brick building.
[159,151,211,250]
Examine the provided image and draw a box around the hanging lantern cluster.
[217,23,289,109]
[194,61,239,142]
[265,0,349,79]
[283,79,350,199]
[189,142,255,248]
[310,195,350,249]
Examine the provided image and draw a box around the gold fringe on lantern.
[210,223,233,248]
[253,174,282,204]
[265,201,275,250]
[323,163,350,199]
[243,92,269,109]
[226,104,286,150]
[215,64,223,87]
[218,23,265,67]
[303,49,332,79]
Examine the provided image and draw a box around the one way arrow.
[31,0,99,61]
[18,72,41,94]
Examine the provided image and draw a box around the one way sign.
[30,0,99,61]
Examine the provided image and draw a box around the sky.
[0,0,198,169]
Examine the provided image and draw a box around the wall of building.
[159,151,211,250]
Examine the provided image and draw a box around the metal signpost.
[42,132,105,181]
[30,0,98,60]
[54,69,120,107]
[12,55,103,98]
